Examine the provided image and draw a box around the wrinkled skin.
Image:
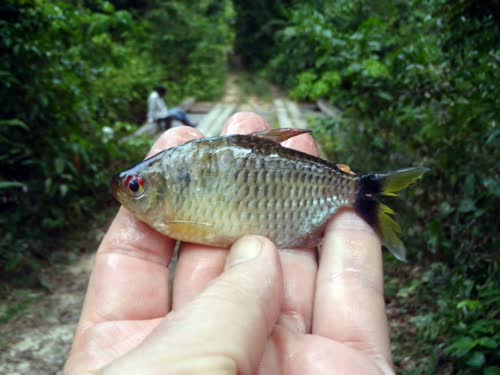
[65,112,394,375]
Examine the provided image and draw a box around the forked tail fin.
[354,168,429,261]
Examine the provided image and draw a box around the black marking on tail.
[358,173,383,196]
[354,195,378,229]
[355,173,383,230]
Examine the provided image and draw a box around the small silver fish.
[112,129,427,261]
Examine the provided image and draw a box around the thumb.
[101,236,283,375]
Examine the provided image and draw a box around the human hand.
[65,112,393,374]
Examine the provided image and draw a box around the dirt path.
[222,72,279,126]
[0,236,101,374]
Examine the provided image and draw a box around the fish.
[112,128,428,261]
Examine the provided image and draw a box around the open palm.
[65,113,394,374]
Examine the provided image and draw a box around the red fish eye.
[125,176,145,196]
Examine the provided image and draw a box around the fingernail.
[223,113,243,134]
[223,112,269,135]
[282,134,319,156]
[147,128,201,158]
[226,236,263,268]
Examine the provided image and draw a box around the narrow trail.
[0,72,321,374]
[222,73,277,123]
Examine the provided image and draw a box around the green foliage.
[291,71,341,101]
[240,0,500,371]
[0,0,232,277]
[145,1,234,100]
[232,0,292,69]
[397,263,500,372]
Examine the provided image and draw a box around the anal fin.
[167,220,214,239]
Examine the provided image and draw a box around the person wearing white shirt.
[147,85,195,129]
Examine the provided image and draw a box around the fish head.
[112,155,165,222]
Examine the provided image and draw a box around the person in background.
[147,85,195,130]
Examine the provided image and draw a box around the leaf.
[457,299,482,312]
[483,178,500,197]
[362,59,390,78]
[478,337,498,349]
[446,336,477,357]
[0,181,26,190]
[466,351,485,368]
[470,320,498,336]
[55,158,65,174]
[44,178,52,193]
[464,175,475,196]
[486,130,499,145]
[483,366,500,375]
[0,119,28,130]
[59,184,69,197]
[439,202,454,216]
[458,198,476,213]
[377,91,393,101]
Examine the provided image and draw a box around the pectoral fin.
[251,128,311,143]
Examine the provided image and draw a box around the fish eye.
[125,175,145,197]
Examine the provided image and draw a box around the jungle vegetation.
[1,0,499,373]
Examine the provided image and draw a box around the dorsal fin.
[250,128,311,143]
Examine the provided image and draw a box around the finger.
[281,131,320,156]
[171,243,228,309]
[312,208,392,368]
[259,327,390,375]
[222,111,270,134]
[102,236,283,375]
[76,127,204,333]
[276,248,317,334]
[172,113,271,309]
[147,126,202,158]
[64,318,162,374]
[275,131,321,334]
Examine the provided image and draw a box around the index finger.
[312,209,392,369]
[75,127,204,335]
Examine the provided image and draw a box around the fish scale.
[167,136,348,247]
[112,128,428,260]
